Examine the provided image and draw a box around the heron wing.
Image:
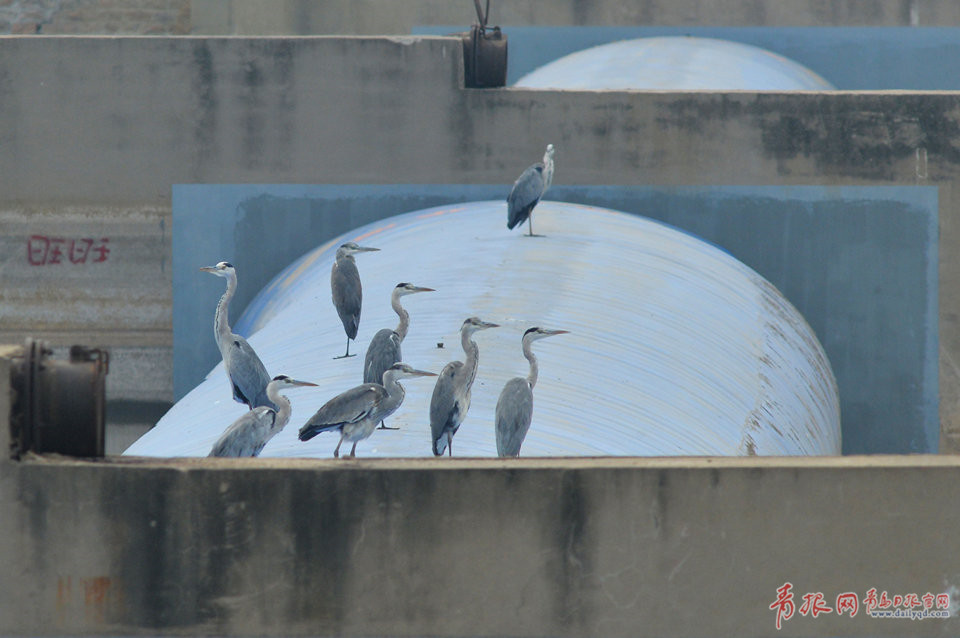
[430,361,465,453]
[331,259,362,339]
[495,378,534,457]
[209,407,277,457]
[299,384,384,440]
[363,329,401,384]
[507,164,544,230]
[226,336,276,410]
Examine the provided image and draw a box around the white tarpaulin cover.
[126,201,840,458]
[514,36,836,90]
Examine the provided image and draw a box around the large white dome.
[514,36,835,90]
[127,201,840,458]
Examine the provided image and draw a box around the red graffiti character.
[27,235,110,265]
[92,238,110,263]
[69,238,94,264]
[47,238,66,264]
[27,235,49,265]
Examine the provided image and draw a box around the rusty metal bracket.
[9,338,108,459]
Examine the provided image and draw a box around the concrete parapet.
[2,448,960,635]
[191,0,960,34]
[0,0,189,34]
[8,1,960,36]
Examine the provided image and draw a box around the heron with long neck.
[331,241,380,359]
[200,261,276,410]
[209,375,317,457]
[430,316,499,456]
[507,143,555,237]
[299,362,437,458]
[364,282,435,429]
[495,327,568,457]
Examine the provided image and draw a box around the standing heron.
[299,362,436,458]
[364,282,435,429]
[430,317,499,457]
[331,241,380,359]
[495,327,568,457]
[200,261,277,411]
[209,375,317,457]
[507,143,555,237]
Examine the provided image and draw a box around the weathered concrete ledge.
[191,0,960,34]
[3,447,960,636]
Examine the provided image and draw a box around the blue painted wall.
[414,26,960,89]
[173,184,937,454]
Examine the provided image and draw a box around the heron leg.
[350,442,357,458]
[377,420,399,430]
[447,431,453,457]
[333,337,356,359]
[526,215,545,238]
[334,435,343,458]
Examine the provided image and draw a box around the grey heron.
[495,327,568,457]
[363,282,435,429]
[208,375,317,457]
[430,317,499,456]
[200,261,277,411]
[299,362,436,458]
[331,241,380,359]
[507,143,555,237]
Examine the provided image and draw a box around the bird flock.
[203,144,564,459]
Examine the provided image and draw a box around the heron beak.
[199,266,216,272]
[482,322,500,330]
[547,329,570,336]
[358,246,380,252]
[414,286,436,293]
[411,370,438,378]
[291,380,319,387]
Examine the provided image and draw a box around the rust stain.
[82,576,112,625]
[56,575,118,626]
[417,206,465,219]
[277,239,338,290]
[56,576,72,626]
[57,575,72,604]
[353,223,396,242]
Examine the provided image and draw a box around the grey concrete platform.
[4,448,959,636]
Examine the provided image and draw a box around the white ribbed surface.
[514,36,836,90]
[127,201,840,458]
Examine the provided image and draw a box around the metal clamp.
[460,0,507,88]
[9,338,108,459]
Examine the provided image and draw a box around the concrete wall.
[7,1,960,37]
[0,0,189,34]
[191,0,960,34]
